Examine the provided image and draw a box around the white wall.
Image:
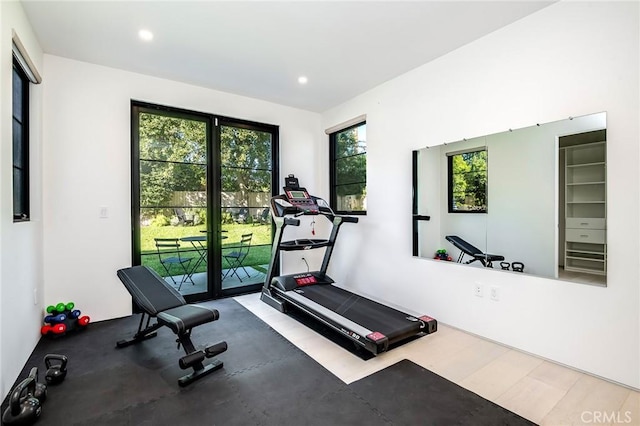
[322,1,639,388]
[0,1,45,400]
[42,56,322,325]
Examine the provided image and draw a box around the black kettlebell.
[28,367,47,404]
[1,376,42,425]
[512,262,525,273]
[44,353,68,385]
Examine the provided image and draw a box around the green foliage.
[220,126,272,193]
[221,210,235,224]
[451,150,487,211]
[151,213,170,227]
[194,208,206,226]
[139,113,207,208]
[334,125,366,198]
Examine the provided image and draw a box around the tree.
[138,113,207,217]
[335,126,366,199]
[451,150,487,211]
[220,126,272,198]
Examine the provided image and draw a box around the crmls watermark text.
[581,411,633,424]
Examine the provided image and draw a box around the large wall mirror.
[413,112,607,286]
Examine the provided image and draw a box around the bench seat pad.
[157,305,220,335]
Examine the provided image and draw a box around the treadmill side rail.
[260,290,287,313]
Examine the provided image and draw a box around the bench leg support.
[178,359,224,387]
[176,332,227,387]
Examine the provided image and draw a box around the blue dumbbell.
[44,313,66,324]
[69,310,81,319]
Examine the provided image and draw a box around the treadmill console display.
[293,273,317,286]
[284,187,319,213]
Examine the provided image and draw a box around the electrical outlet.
[99,206,108,218]
[490,286,500,301]
[474,283,483,297]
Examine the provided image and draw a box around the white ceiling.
[21,1,553,112]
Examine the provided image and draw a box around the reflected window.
[329,122,367,214]
[448,149,487,213]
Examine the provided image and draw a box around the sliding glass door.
[219,119,277,296]
[131,102,278,301]
[132,104,212,301]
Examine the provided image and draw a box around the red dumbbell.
[77,315,90,327]
[41,323,66,335]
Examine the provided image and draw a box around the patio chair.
[257,207,270,225]
[222,233,253,282]
[233,208,249,224]
[155,238,194,290]
[174,208,194,226]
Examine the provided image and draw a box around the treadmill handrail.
[264,193,358,290]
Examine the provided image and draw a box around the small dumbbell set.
[40,302,90,337]
[433,249,453,261]
[2,354,68,425]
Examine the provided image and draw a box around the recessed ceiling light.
[298,76,308,85]
[138,29,154,41]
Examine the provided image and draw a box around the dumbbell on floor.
[44,313,67,324]
[41,323,67,336]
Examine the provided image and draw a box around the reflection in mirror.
[413,112,607,286]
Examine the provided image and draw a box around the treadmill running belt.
[296,285,421,342]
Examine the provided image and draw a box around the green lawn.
[141,223,273,277]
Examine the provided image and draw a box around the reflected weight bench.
[116,265,227,387]
[445,235,504,268]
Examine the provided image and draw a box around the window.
[13,57,30,221]
[448,149,487,213]
[329,122,367,214]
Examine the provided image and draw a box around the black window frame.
[329,121,367,215]
[12,57,30,222]
[447,148,488,214]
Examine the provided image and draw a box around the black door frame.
[216,115,279,298]
[131,100,279,302]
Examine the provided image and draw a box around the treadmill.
[261,175,437,355]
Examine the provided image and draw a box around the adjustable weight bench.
[116,265,227,387]
[445,235,504,268]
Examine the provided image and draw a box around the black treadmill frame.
[260,186,437,356]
